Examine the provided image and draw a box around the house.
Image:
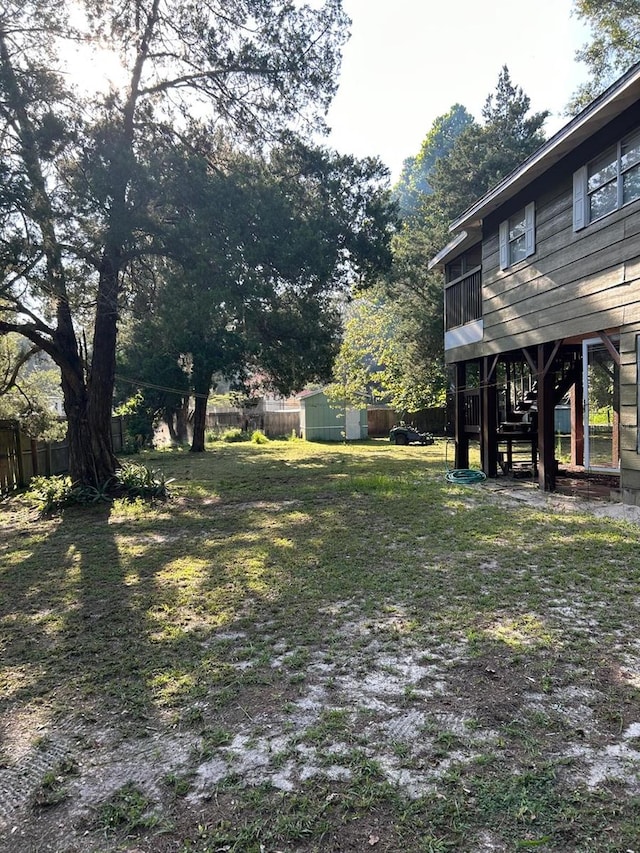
[430,62,640,504]
[299,389,368,441]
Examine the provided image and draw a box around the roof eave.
[448,61,640,232]
[428,228,480,271]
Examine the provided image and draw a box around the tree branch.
[0,342,40,395]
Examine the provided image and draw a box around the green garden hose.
[445,468,487,485]
[444,440,487,485]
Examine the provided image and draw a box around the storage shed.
[298,390,368,441]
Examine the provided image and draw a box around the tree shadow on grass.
[0,504,148,736]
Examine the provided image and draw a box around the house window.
[499,202,535,270]
[574,129,640,230]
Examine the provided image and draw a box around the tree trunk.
[176,397,190,444]
[190,367,212,453]
[82,257,120,484]
[166,415,179,445]
[53,278,117,486]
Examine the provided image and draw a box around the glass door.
[582,337,620,472]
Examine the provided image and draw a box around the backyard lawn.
[2,438,640,852]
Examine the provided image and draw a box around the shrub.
[115,461,173,500]
[220,427,249,443]
[250,429,269,444]
[25,475,74,513]
[25,463,173,514]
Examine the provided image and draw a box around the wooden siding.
[619,330,640,494]
[445,178,640,364]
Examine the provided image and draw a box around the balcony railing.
[445,266,482,331]
[463,389,480,433]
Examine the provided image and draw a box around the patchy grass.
[2,438,640,852]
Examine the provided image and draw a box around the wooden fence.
[0,417,127,494]
[206,409,301,438]
[368,407,449,437]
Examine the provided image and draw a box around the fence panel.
[263,411,299,438]
[0,416,126,493]
[367,408,396,437]
[206,410,300,438]
[0,420,21,493]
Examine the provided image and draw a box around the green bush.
[220,427,249,443]
[115,461,173,500]
[250,429,269,444]
[25,462,173,514]
[25,475,74,513]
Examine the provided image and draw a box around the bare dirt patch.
[4,445,640,852]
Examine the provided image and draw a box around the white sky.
[325,0,592,181]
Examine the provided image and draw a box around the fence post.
[15,425,25,487]
[30,438,39,477]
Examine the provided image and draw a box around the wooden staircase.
[497,348,581,474]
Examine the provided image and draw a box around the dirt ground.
[2,481,640,852]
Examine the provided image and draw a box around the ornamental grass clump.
[115,461,173,501]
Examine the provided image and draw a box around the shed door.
[345,408,361,440]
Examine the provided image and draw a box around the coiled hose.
[444,440,487,485]
[445,468,487,485]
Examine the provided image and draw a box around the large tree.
[429,66,548,221]
[327,284,446,415]
[568,0,640,112]
[117,139,395,452]
[394,104,474,218]
[372,68,549,411]
[0,0,349,486]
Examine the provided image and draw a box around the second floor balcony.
[444,265,483,350]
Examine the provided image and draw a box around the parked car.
[389,424,434,446]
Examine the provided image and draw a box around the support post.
[570,382,584,466]
[537,343,556,491]
[454,362,469,469]
[480,356,498,478]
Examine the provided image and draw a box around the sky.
[325,0,593,182]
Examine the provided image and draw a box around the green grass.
[2,438,640,852]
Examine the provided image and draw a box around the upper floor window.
[499,202,535,269]
[574,129,640,230]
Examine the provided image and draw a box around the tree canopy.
[0,0,352,484]
[394,104,474,218]
[429,66,548,221]
[0,335,66,439]
[568,0,640,112]
[334,68,550,415]
[116,139,396,451]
